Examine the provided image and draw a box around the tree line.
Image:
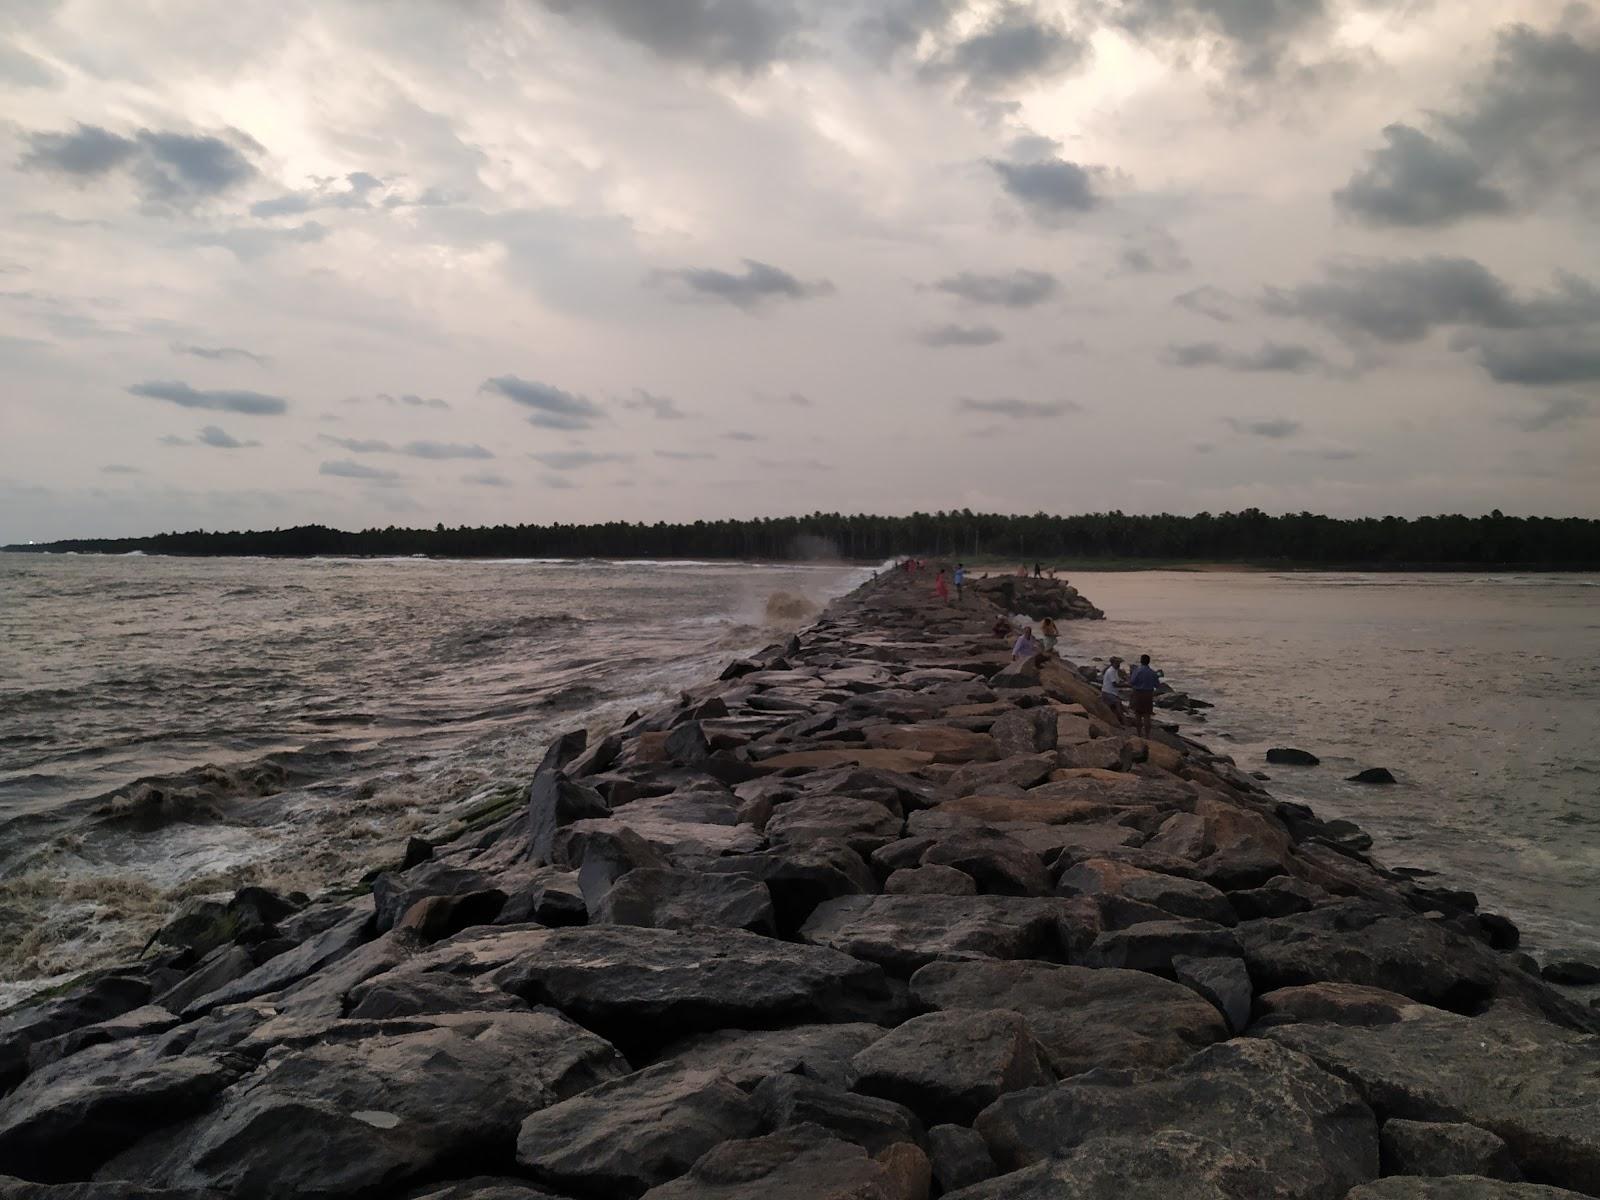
[6,509,1599,567]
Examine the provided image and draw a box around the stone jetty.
[1,571,1597,1200]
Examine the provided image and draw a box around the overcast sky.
[2,0,1598,542]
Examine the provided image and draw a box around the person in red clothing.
[935,569,949,603]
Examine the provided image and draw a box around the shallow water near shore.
[1054,569,1600,967]
[1,557,1595,1008]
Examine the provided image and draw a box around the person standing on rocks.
[1100,656,1126,725]
[935,569,950,604]
[953,562,965,602]
[1129,653,1160,738]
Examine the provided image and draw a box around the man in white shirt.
[1100,656,1126,725]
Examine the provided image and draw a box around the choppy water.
[0,554,870,1005]
[1057,570,1600,967]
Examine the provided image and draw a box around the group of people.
[933,563,965,604]
[1002,618,1161,737]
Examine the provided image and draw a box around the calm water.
[1,558,1595,1006]
[1059,571,1600,966]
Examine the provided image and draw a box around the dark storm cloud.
[127,380,288,415]
[536,0,806,72]
[855,0,964,57]
[22,123,259,208]
[462,471,511,487]
[620,388,688,419]
[319,459,402,482]
[1504,395,1591,432]
[931,269,1057,308]
[530,451,631,469]
[655,449,717,461]
[1106,0,1338,78]
[1119,227,1190,274]
[956,396,1077,419]
[651,258,835,311]
[988,157,1103,223]
[195,425,260,449]
[918,323,1003,347]
[1264,257,1600,344]
[925,4,1088,91]
[1166,340,1331,373]
[319,434,393,454]
[1334,125,1511,228]
[401,441,492,460]
[481,375,604,430]
[1470,334,1600,386]
[1224,416,1303,438]
[170,342,268,366]
[1174,285,1241,323]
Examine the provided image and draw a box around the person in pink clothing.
[935,569,949,603]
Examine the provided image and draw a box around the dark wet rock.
[1078,918,1241,977]
[1476,912,1520,951]
[1266,747,1321,766]
[885,865,977,895]
[0,1044,244,1181]
[799,894,1067,975]
[1256,982,1416,1027]
[921,829,1050,897]
[570,731,624,779]
[872,836,937,875]
[1172,954,1253,1033]
[526,763,610,866]
[25,1006,180,1074]
[595,868,775,934]
[1380,1119,1523,1182]
[752,1073,922,1154]
[852,1009,1052,1125]
[0,973,154,1094]
[974,1039,1377,1196]
[663,720,712,765]
[398,1179,570,1200]
[1263,1001,1600,1194]
[96,1012,624,1200]
[401,836,434,868]
[496,866,587,927]
[0,1180,229,1199]
[1345,1180,1584,1200]
[1057,857,1236,926]
[639,1123,924,1199]
[1235,902,1500,1012]
[910,959,1225,1077]
[376,864,504,936]
[359,924,901,1055]
[704,839,876,936]
[866,725,997,764]
[1229,875,1327,921]
[927,1124,996,1193]
[765,796,905,855]
[1540,958,1600,986]
[988,709,1058,757]
[945,755,1057,797]
[652,1023,887,1091]
[1348,767,1397,784]
[573,825,670,914]
[515,1063,760,1198]
[989,659,1041,690]
[1143,811,1208,859]
[345,971,525,1020]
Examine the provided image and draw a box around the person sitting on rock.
[1129,653,1161,738]
[1012,626,1039,661]
[1100,656,1126,724]
[1038,617,1059,656]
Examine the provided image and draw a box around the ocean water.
[0,553,870,1006]
[1,558,1595,1008]
[1055,570,1600,967]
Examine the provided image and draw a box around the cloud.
[481,375,604,430]
[1119,227,1191,274]
[462,471,511,487]
[988,157,1104,223]
[189,221,329,260]
[620,388,688,419]
[401,440,493,460]
[754,390,812,406]
[924,5,1088,92]
[536,0,807,72]
[195,425,260,449]
[170,342,268,366]
[1334,124,1511,228]
[655,449,716,460]
[251,171,388,218]
[127,380,288,415]
[756,456,835,471]
[542,474,576,490]
[918,323,1004,347]
[1224,417,1303,438]
[1175,285,1242,323]
[1288,447,1363,460]
[931,269,1057,308]
[1166,340,1333,373]
[651,258,835,311]
[378,392,451,410]
[20,123,259,208]
[1106,0,1341,80]
[956,396,1078,419]
[722,430,763,442]
[1469,333,1600,386]
[530,450,631,469]
[1503,395,1592,432]
[0,40,61,88]
[1264,256,1600,344]
[319,459,402,482]
[319,434,393,454]
[99,464,141,475]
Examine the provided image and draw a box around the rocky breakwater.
[1,572,1597,1200]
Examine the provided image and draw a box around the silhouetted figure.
[1129,653,1160,738]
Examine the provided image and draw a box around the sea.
[1,555,1596,1007]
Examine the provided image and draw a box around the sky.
[2,0,1598,543]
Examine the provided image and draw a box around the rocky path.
[1,571,1596,1200]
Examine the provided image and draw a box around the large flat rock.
[651,1023,887,1090]
[640,1124,923,1200]
[1344,1182,1588,1200]
[799,894,1070,975]
[1263,1002,1600,1194]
